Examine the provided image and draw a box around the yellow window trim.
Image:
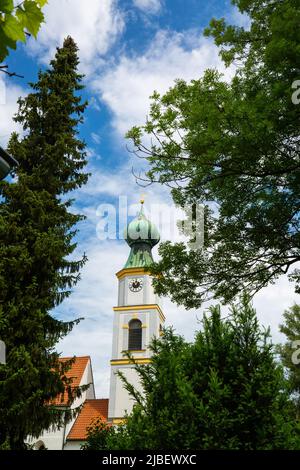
[110,358,151,366]
[121,349,146,353]
[113,304,165,322]
[111,418,126,425]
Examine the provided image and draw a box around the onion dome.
[123,200,160,268]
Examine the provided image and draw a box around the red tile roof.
[67,399,109,440]
[52,356,90,406]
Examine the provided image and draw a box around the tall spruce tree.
[0,36,89,449]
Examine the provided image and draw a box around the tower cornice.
[113,303,165,322]
[116,266,149,280]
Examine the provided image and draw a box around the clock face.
[129,278,143,292]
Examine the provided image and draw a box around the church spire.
[123,201,160,269]
[109,200,165,424]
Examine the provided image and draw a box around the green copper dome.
[123,202,160,268]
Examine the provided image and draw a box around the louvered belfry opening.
[128,319,142,350]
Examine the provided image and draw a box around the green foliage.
[126,0,300,306]
[278,304,300,413]
[85,297,299,450]
[0,36,89,449]
[0,1,47,62]
[82,418,132,451]
[81,418,113,451]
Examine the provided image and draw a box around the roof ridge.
[59,355,90,360]
[85,398,109,402]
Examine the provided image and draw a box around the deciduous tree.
[127,0,300,307]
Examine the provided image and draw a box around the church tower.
[108,201,165,423]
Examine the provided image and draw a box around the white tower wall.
[108,268,165,423]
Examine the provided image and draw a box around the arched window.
[128,319,142,351]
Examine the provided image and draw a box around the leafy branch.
[0,0,47,76]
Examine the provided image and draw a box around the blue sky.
[0,0,297,396]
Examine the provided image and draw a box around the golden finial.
[140,194,145,205]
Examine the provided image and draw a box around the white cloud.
[91,132,101,145]
[133,0,162,14]
[93,30,235,136]
[80,164,134,197]
[253,276,298,343]
[228,5,251,30]
[0,77,26,147]
[27,0,124,74]
[72,161,185,245]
